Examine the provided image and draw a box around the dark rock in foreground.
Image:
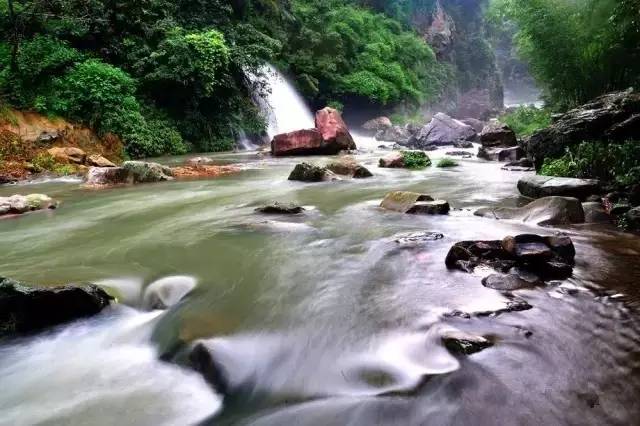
[381,191,450,215]
[518,175,600,200]
[288,163,338,182]
[255,202,305,214]
[0,277,113,338]
[474,196,585,226]
[445,234,575,280]
[441,330,493,355]
[480,121,517,148]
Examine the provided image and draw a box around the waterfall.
[262,65,315,139]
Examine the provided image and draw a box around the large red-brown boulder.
[314,107,357,152]
[271,129,325,156]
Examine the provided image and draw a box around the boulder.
[582,202,610,223]
[480,121,517,147]
[314,107,357,152]
[0,194,58,216]
[381,191,450,215]
[408,113,477,149]
[441,330,493,355]
[87,154,116,168]
[288,163,338,182]
[482,274,542,291]
[85,167,133,186]
[525,89,640,168]
[47,147,86,164]
[326,157,373,178]
[518,175,600,200]
[255,202,305,214]
[626,207,640,230]
[379,152,405,168]
[461,118,485,133]
[375,125,411,143]
[271,129,325,157]
[478,146,523,162]
[171,165,241,179]
[362,116,392,134]
[123,161,174,183]
[445,234,575,280]
[142,276,197,310]
[474,196,585,226]
[0,277,113,338]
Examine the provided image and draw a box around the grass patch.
[437,157,459,168]
[402,150,431,169]
[501,106,552,137]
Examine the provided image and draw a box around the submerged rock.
[0,194,58,216]
[474,196,585,226]
[142,276,197,310]
[441,330,493,355]
[0,277,113,338]
[480,121,517,148]
[255,202,305,214]
[288,163,338,182]
[381,191,450,215]
[482,274,542,291]
[408,113,477,149]
[445,234,575,280]
[326,157,373,178]
[518,175,600,200]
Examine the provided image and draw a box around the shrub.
[30,152,58,173]
[500,106,552,137]
[402,150,431,169]
[437,157,459,168]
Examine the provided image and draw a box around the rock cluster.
[0,194,58,216]
[85,161,174,187]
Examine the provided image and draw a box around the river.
[1,137,640,425]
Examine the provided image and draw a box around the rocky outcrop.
[142,276,196,311]
[381,191,450,215]
[325,157,373,178]
[288,163,338,182]
[314,107,357,151]
[474,196,585,226]
[47,147,87,164]
[123,161,174,183]
[0,194,58,216]
[525,89,640,168]
[86,154,116,167]
[255,202,305,214]
[518,175,600,200]
[271,108,356,156]
[445,234,576,280]
[0,277,113,338]
[408,113,477,149]
[478,146,523,162]
[480,121,517,147]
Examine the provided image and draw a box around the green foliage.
[402,150,431,169]
[500,106,552,137]
[490,0,640,108]
[437,157,459,168]
[540,141,640,187]
[30,152,57,173]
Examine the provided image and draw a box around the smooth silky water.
[1,137,640,425]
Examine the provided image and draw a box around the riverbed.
[1,138,640,425]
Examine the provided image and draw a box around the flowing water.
[1,140,640,425]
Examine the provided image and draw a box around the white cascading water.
[261,64,315,139]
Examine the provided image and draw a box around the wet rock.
[379,152,405,168]
[446,151,473,158]
[123,161,174,183]
[478,146,523,162]
[394,231,444,245]
[482,274,542,291]
[518,175,600,200]
[375,125,411,143]
[314,107,357,152]
[142,276,197,310]
[445,234,575,280]
[85,166,133,186]
[461,118,485,133]
[610,203,632,216]
[408,113,477,149]
[326,157,373,178]
[381,191,449,215]
[0,194,58,216]
[255,202,305,215]
[441,330,493,355]
[626,207,640,230]
[0,277,113,338]
[582,202,610,223]
[362,116,392,134]
[86,154,116,168]
[525,89,640,168]
[474,196,585,226]
[47,147,86,164]
[502,158,534,171]
[271,129,325,156]
[480,121,517,148]
[288,163,338,182]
